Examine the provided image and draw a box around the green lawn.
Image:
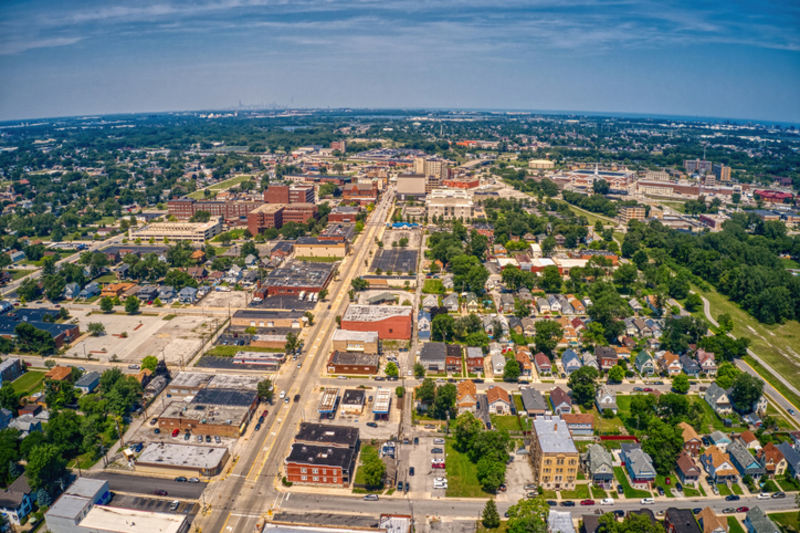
[731,483,743,495]
[354,444,383,489]
[716,484,732,496]
[422,279,444,294]
[94,273,117,283]
[560,484,590,500]
[761,480,780,493]
[771,511,800,532]
[541,490,557,499]
[727,516,746,533]
[613,467,651,499]
[590,407,625,433]
[477,521,509,533]
[5,269,33,280]
[780,257,800,269]
[590,486,608,499]
[696,397,747,433]
[12,371,46,395]
[683,486,701,497]
[189,175,253,199]
[654,475,675,498]
[777,474,800,492]
[205,345,283,357]
[490,415,520,432]
[445,439,485,497]
[742,356,800,417]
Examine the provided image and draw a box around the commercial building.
[129,218,223,243]
[263,261,335,296]
[264,185,315,204]
[233,351,286,370]
[340,389,366,415]
[413,157,449,179]
[341,182,379,205]
[528,159,555,170]
[332,329,379,354]
[326,351,380,375]
[294,423,359,449]
[340,304,413,340]
[443,177,481,189]
[285,423,359,487]
[231,309,305,329]
[426,189,473,221]
[45,478,113,533]
[396,174,427,200]
[318,388,340,415]
[135,442,230,477]
[529,416,579,491]
[294,237,348,259]
[167,198,264,222]
[283,203,319,224]
[76,506,189,533]
[165,372,214,398]
[327,205,361,223]
[685,159,713,174]
[247,204,285,235]
[618,206,646,224]
[0,356,23,384]
[373,387,392,418]
[0,316,80,348]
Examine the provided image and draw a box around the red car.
[665,477,671,485]
[262,410,269,417]
[643,387,654,392]
[736,507,749,513]
[154,490,168,496]
[580,500,595,506]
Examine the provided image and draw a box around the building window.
[313,476,319,482]
[312,469,318,474]
[300,468,307,473]
[301,476,307,481]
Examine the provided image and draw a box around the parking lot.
[198,290,248,308]
[371,249,419,274]
[109,493,199,521]
[382,228,422,249]
[400,436,448,497]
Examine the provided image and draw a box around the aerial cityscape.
[1,2,800,533]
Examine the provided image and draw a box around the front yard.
[490,415,521,432]
[560,484,590,500]
[613,467,651,499]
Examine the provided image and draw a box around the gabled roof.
[697,507,726,533]
[728,441,760,470]
[534,353,551,368]
[550,387,571,408]
[702,446,736,477]
[583,443,613,473]
[745,506,779,533]
[457,380,477,402]
[739,430,758,445]
[561,413,594,427]
[706,383,729,405]
[676,451,700,476]
[486,385,510,405]
[678,421,701,444]
[520,388,547,412]
[777,442,800,470]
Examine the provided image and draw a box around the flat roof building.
[326,350,380,375]
[135,442,230,477]
[340,304,412,340]
[294,423,359,449]
[530,416,579,491]
[264,261,335,296]
[373,387,392,415]
[129,218,222,243]
[425,188,473,221]
[318,388,340,414]
[331,329,379,354]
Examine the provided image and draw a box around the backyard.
[727,517,746,533]
[771,512,800,532]
[490,415,521,433]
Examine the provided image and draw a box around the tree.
[47,410,83,457]
[36,488,52,507]
[164,269,198,291]
[25,443,68,491]
[304,311,314,326]
[431,383,457,420]
[629,392,656,430]
[395,386,405,398]
[613,263,638,292]
[87,322,106,336]
[684,293,703,312]
[730,373,764,412]
[476,456,506,492]
[503,358,521,382]
[598,513,665,533]
[593,179,610,195]
[125,295,140,314]
[533,319,563,355]
[482,499,501,529]
[567,366,599,409]
[632,249,649,270]
[360,448,386,488]
[385,362,399,378]
[318,289,328,301]
[14,323,56,354]
[540,265,562,292]
[717,313,734,334]
[715,362,741,389]
[432,313,455,342]
[351,277,369,291]
[642,420,684,476]
[19,432,47,460]
[257,379,274,402]
[507,495,549,533]
[0,383,19,415]
[453,412,484,452]
[285,331,300,354]
[414,363,426,379]
[100,367,124,394]
[513,299,530,319]
[416,378,436,404]
[608,365,624,383]
[141,355,159,372]
[672,373,690,394]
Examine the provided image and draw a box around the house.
[660,351,682,375]
[75,371,101,394]
[700,445,738,483]
[63,282,81,300]
[45,365,73,381]
[550,387,572,415]
[498,293,515,314]
[419,342,448,373]
[595,346,617,370]
[705,383,733,416]
[581,352,600,372]
[595,385,618,414]
[491,353,506,376]
[533,352,551,376]
[708,430,732,452]
[465,346,484,374]
[776,442,800,480]
[187,267,207,280]
[727,441,765,479]
[0,356,23,385]
[442,293,459,312]
[514,348,532,377]
[8,415,42,437]
[580,444,614,488]
[561,413,594,436]
[628,298,643,313]
[620,443,656,488]
[0,473,34,525]
[676,451,701,487]
[677,422,702,456]
[522,318,537,337]
[445,345,463,373]
[744,506,780,533]
[465,293,480,313]
[697,349,717,376]
[634,350,656,376]
[442,274,454,290]
[535,297,550,314]
[178,287,198,304]
[519,387,547,416]
[547,295,561,314]
[680,355,701,377]
[0,408,13,430]
[417,311,431,341]
[79,282,100,299]
[507,316,523,336]
[757,443,787,478]
[486,386,511,415]
[664,508,702,533]
[137,284,160,302]
[633,318,652,337]
[158,285,176,303]
[561,349,582,375]
[456,380,477,415]
[422,294,438,312]
[738,430,762,451]
[697,507,727,533]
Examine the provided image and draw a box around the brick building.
[247,204,285,235]
[263,262,335,297]
[167,198,264,222]
[283,203,319,224]
[341,182,379,205]
[285,423,359,487]
[264,185,314,204]
[340,304,413,340]
[326,351,380,375]
[328,205,361,223]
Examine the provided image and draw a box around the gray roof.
[709,430,731,444]
[520,387,547,412]
[706,383,729,405]
[624,447,656,477]
[533,417,577,455]
[745,506,780,533]
[777,442,800,470]
[465,346,483,359]
[582,444,613,475]
[75,371,100,388]
[419,342,447,363]
[548,509,575,533]
[728,440,762,471]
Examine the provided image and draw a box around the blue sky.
[1,0,799,122]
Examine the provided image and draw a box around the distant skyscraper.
[685,159,713,174]
[712,163,731,182]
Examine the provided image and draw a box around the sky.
[1,0,799,123]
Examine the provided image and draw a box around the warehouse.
[331,330,379,354]
[264,262,335,297]
[157,384,259,438]
[326,351,380,375]
[135,442,230,477]
[231,309,305,329]
[340,305,412,340]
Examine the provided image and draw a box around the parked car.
[433,438,445,444]
[188,478,200,483]
[525,492,538,499]
[197,435,203,442]
[757,493,771,500]
[169,500,180,511]
[171,429,180,438]
[725,495,740,501]
[692,509,703,515]
[431,448,443,454]
[414,437,419,445]
[364,494,379,501]
[722,508,735,514]
[150,418,158,425]
[640,498,654,505]
[175,477,187,482]
[154,428,160,434]
[657,487,665,496]
[183,432,191,440]
[560,501,575,507]
[255,423,261,431]
[772,492,786,499]
[128,364,140,369]
[262,410,268,417]
[546,500,558,506]
[736,507,749,513]
[366,422,378,428]
[616,484,624,495]
[600,499,614,505]
[409,467,415,476]
[154,490,168,496]
[613,511,625,518]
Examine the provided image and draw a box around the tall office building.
[713,163,731,182]
[413,157,448,179]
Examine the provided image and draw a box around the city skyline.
[1,0,799,122]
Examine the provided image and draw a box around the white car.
[279,391,286,399]
[600,498,614,505]
[757,493,771,500]
[640,498,655,505]
[433,438,445,444]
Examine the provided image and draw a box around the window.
[313,476,319,482]
[300,468,307,473]
[323,469,327,475]
[545,459,551,466]
[301,476,307,481]
[312,469,318,474]
[557,458,564,465]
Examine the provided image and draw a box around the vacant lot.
[188,175,253,199]
[12,371,46,395]
[382,229,422,249]
[198,290,248,309]
[445,439,484,498]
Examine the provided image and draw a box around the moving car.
[175,477,187,482]
[154,490,168,496]
[364,494,379,501]
[188,478,200,483]
[128,364,140,369]
[772,492,786,499]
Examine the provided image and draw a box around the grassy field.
[354,444,383,489]
[188,175,253,199]
[445,439,485,497]
[422,279,444,294]
[613,467,651,499]
[742,356,800,417]
[205,345,283,357]
[658,200,687,213]
[5,269,34,281]
[771,511,800,532]
[780,257,800,269]
[696,397,748,433]
[590,407,626,433]
[717,484,732,496]
[683,486,702,497]
[692,284,800,411]
[12,371,46,395]
[590,486,608,499]
[777,474,800,492]
[560,484,590,500]
[295,256,340,263]
[490,415,520,432]
[727,516,746,533]
[476,521,509,533]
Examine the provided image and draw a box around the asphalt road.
[84,472,208,500]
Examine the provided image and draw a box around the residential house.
[0,474,34,526]
[515,348,532,377]
[486,386,511,415]
[744,506,780,533]
[757,443,787,478]
[8,415,42,437]
[520,387,547,416]
[419,342,447,372]
[697,349,717,376]
[664,508,702,533]
[622,318,638,337]
[137,284,159,302]
[629,298,643,313]
[776,442,800,480]
[580,444,614,488]
[63,282,81,300]
[634,350,656,376]
[187,267,207,281]
[465,293,480,313]
[522,317,536,337]
[561,350,582,376]
[491,353,506,376]
[442,274,454,291]
[75,371,100,394]
[634,318,652,337]
[79,282,100,299]
[660,351,682,376]
[547,295,562,314]
[595,385,618,414]
[178,287,198,304]
[697,507,727,533]
[465,347,484,374]
[158,285,176,303]
[456,380,478,415]
[620,443,657,489]
[677,422,702,457]
[676,451,701,487]
[595,346,618,371]
[567,296,585,314]
[445,345,463,373]
[738,430,762,452]
[727,440,766,480]
[442,293,459,312]
[0,408,13,430]
[708,431,732,452]
[582,353,600,372]
[498,293,515,314]
[550,387,572,415]
[561,413,594,437]
[680,355,701,377]
[536,297,550,314]
[705,384,733,416]
[507,317,523,336]
[700,445,738,483]
[422,294,438,312]
[417,311,431,341]
[533,353,551,376]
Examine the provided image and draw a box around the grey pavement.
[83,472,208,500]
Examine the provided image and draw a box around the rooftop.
[286,444,354,469]
[332,329,379,343]
[136,442,229,470]
[79,505,186,533]
[329,351,379,367]
[266,261,335,289]
[533,417,577,454]
[295,423,359,447]
[169,372,214,389]
[342,305,412,322]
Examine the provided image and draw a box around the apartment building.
[529,416,579,491]
[618,206,646,224]
[426,189,473,221]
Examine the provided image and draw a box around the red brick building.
[443,177,481,189]
[264,185,315,204]
[283,203,318,224]
[247,204,284,235]
[168,198,263,223]
[341,182,379,206]
[340,305,413,340]
[328,205,361,223]
[285,423,359,487]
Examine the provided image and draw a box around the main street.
[196,188,396,533]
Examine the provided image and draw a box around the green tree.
[672,373,690,394]
[453,412,484,452]
[14,323,56,354]
[476,457,506,492]
[507,495,549,533]
[395,386,405,398]
[257,379,274,402]
[715,362,741,389]
[87,322,106,336]
[717,313,734,334]
[432,313,455,342]
[360,449,386,488]
[684,293,703,313]
[318,289,328,301]
[632,249,649,270]
[482,499,501,529]
[141,355,159,372]
[416,378,436,404]
[730,373,764,412]
[351,277,369,291]
[641,419,683,476]
[385,362,400,378]
[431,383,457,420]
[613,263,638,293]
[19,432,47,460]
[533,319,563,355]
[513,299,530,319]
[503,358,521,382]
[125,295,140,314]
[567,366,599,409]
[608,365,624,383]
[46,410,83,457]
[25,443,68,491]
[629,393,656,430]
[285,331,300,354]
[414,363,426,379]
[540,265,562,292]
[0,383,19,416]
[99,367,124,394]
